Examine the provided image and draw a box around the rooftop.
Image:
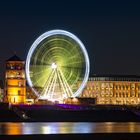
[6,54,23,61]
[89,74,140,81]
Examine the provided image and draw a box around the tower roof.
[6,54,23,61]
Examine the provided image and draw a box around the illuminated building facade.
[5,55,26,104]
[80,75,140,105]
[4,54,140,106]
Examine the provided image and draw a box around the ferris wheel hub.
[51,63,57,69]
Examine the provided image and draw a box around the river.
[0,122,140,135]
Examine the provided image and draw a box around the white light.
[51,63,57,69]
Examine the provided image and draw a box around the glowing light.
[25,29,90,100]
[51,63,57,69]
[39,64,73,100]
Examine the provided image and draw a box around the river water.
[0,122,140,135]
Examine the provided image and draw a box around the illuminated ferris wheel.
[26,30,90,101]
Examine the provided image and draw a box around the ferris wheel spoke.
[45,70,57,99]
[31,69,51,87]
[30,67,50,76]
[58,68,73,97]
[39,69,56,98]
[63,51,84,61]
[60,66,84,70]
[60,60,84,67]
[31,63,52,66]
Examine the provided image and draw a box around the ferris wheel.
[26,29,90,101]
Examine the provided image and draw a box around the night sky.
[0,0,140,79]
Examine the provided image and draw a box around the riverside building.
[80,75,140,105]
[3,55,140,105]
[4,55,26,104]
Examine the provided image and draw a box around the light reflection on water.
[0,122,140,135]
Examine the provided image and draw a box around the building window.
[18,82,22,86]
[16,72,21,78]
[13,97,16,103]
[18,90,21,95]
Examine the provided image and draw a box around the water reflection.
[0,122,140,135]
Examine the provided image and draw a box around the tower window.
[11,65,14,69]
[18,82,22,86]
[18,90,21,95]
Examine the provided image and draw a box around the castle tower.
[5,54,26,104]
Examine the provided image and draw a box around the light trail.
[26,29,90,100]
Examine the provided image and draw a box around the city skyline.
[0,1,140,79]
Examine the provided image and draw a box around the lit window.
[18,82,22,86]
